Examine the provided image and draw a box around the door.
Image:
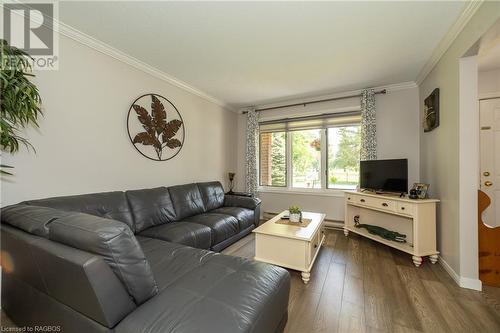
[480,98,500,227]
[479,98,500,287]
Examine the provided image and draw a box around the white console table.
[343,191,439,267]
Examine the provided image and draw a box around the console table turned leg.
[429,254,438,264]
[412,256,422,267]
[301,272,310,284]
[343,228,349,236]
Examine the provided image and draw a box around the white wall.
[479,68,500,95]
[235,86,420,221]
[1,34,238,206]
[419,2,499,289]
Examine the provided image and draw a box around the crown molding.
[242,81,418,113]
[57,22,232,111]
[416,0,484,85]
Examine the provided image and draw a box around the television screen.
[360,159,408,193]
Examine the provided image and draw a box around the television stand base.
[343,191,439,267]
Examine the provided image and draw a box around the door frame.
[458,55,482,290]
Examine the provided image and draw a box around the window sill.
[257,187,347,198]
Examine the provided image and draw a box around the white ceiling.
[60,1,466,108]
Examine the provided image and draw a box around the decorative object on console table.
[409,183,430,199]
[227,172,235,194]
[288,206,302,223]
[354,215,406,242]
[127,93,185,161]
[423,88,439,132]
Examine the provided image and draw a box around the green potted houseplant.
[288,206,302,223]
[0,39,43,175]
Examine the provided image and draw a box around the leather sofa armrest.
[224,195,261,210]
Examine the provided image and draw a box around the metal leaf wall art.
[127,94,185,161]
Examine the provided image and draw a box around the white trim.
[439,256,482,291]
[416,0,484,85]
[258,188,346,198]
[57,22,232,111]
[479,92,500,100]
[244,81,418,114]
[458,56,481,291]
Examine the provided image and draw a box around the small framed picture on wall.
[424,88,439,132]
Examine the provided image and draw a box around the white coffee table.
[252,211,326,284]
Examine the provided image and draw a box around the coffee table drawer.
[307,227,323,266]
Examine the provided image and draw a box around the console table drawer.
[353,195,396,212]
[371,197,396,212]
[397,202,414,216]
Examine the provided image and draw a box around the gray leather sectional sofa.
[1,181,290,333]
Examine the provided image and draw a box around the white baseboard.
[439,256,482,291]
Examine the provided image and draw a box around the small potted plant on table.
[288,206,302,223]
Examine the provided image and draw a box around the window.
[259,112,361,191]
[292,129,321,189]
[327,126,361,189]
[259,132,286,187]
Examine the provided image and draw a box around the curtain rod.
[243,89,387,114]
[258,110,360,125]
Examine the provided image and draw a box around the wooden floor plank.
[396,265,451,333]
[422,279,482,332]
[459,299,500,332]
[304,245,334,293]
[284,290,321,333]
[378,256,422,331]
[338,300,366,333]
[312,262,346,333]
[332,233,349,265]
[346,236,364,279]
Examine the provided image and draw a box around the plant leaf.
[161,119,182,143]
[165,138,182,149]
[151,95,166,135]
[133,105,154,136]
[133,132,161,149]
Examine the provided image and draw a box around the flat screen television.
[359,159,408,193]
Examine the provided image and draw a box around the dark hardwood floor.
[222,229,500,333]
[2,229,500,332]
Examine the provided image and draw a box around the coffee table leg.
[301,271,310,284]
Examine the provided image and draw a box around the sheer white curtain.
[245,109,259,195]
[360,89,377,160]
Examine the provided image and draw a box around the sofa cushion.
[1,204,72,238]
[138,222,211,249]
[182,213,239,246]
[24,191,135,231]
[49,213,158,305]
[211,207,255,230]
[126,187,177,233]
[197,181,225,211]
[120,237,291,333]
[168,183,206,219]
[224,195,262,210]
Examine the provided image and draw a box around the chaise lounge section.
[1,181,290,333]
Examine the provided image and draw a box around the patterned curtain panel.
[360,89,377,160]
[245,109,259,195]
